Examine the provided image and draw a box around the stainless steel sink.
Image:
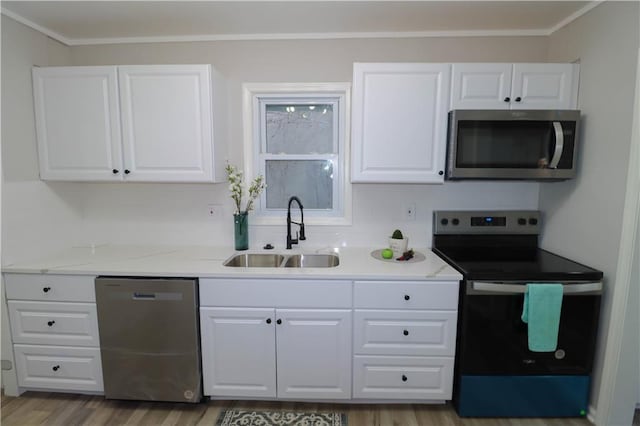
[223,253,339,268]
[283,254,340,268]
[223,253,285,267]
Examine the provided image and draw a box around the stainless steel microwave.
[446,110,580,180]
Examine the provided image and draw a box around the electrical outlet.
[207,204,223,218]
[404,203,416,221]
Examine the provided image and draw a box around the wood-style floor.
[1,391,593,426]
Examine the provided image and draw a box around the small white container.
[388,237,408,258]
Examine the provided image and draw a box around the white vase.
[388,237,408,258]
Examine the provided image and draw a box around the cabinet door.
[32,66,123,181]
[450,63,513,110]
[353,310,457,356]
[4,274,96,302]
[14,344,103,392]
[353,355,454,400]
[8,301,100,347]
[200,307,276,398]
[511,63,578,110]
[118,65,215,182]
[351,63,450,183]
[275,309,351,399]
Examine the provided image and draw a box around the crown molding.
[547,0,606,34]
[69,29,549,46]
[0,7,71,45]
[1,1,604,47]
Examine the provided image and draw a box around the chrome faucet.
[286,196,306,249]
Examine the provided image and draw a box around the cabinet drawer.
[8,301,100,347]
[354,281,458,309]
[4,274,96,302]
[353,355,453,400]
[14,344,103,392]
[199,279,351,308]
[354,310,457,356]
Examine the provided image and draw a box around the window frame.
[242,83,352,226]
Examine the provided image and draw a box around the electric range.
[432,210,603,418]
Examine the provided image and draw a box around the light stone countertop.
[1,244,462,282]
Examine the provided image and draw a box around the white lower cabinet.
[13,344,103,392]
[275,309,351,399]
[352,281,459,401]
[200,307,277,398]
[8,301,100,347]
[199,279,352,400]
[353,355,454,399]
[353,310,457,356]
[3,273,458,403]
[4,273,103,393]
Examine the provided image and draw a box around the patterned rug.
[215,409,348,426]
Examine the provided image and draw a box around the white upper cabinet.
[451,63,579,110]
[511,63,579,110]
[33,67,123,181]
[450,63,513,110]
[32,64,227,182]
[351,63,451,183]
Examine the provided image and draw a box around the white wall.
[1,16,85,265]
[539,1,640,421]
[56,36,546,251]
[0,14,79,394]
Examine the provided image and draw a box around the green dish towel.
[521,283,564,352]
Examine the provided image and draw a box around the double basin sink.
[224,253,339,268]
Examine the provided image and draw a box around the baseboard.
[588,404,597,424]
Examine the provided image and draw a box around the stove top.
[431,210,603,282]
[433,246,603,281]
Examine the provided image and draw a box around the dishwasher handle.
[124,292,183,301]
[133,292,156,300]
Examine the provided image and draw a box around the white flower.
[225,162,266,215]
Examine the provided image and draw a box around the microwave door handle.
[548,121,565,169]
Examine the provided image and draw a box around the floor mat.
[215,409,348,426]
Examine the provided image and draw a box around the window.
[243,83,351,225]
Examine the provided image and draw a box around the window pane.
[265,160,333,209]
[265,104,334,154]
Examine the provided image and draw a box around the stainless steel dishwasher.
[95,277,202,403]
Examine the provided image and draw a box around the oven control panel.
[433,210,540,235]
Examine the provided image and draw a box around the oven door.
[446,110,579,180]
[458,280,602,375]
[454,280,602,417]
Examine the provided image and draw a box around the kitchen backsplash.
[68,181,539,249]
[1,179,538,265]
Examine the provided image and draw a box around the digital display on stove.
[471,216,506,226]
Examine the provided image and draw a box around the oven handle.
[548,121,565,169]
[470,281,603,295]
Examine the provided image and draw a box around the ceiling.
[1,1,598,46]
